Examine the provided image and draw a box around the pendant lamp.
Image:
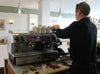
[17,0,24,14]
[58,0,62,18]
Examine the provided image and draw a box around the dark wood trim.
[0,67,4,74]
[97,62,100,70]
[8,63,15,74]
[4,58,8,74]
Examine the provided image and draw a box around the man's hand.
[52,25,60,30]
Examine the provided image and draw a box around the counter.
[8,60,70,74]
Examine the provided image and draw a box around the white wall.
[0,12,29,39]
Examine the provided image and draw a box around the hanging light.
[58,8,62,18]
[58,0,62,18]
[17,0,24,14]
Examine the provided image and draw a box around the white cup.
[42,64,46,71]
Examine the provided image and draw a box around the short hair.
[76,2,90,16]
[9,30,13,33]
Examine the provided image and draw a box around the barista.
[8,30,14,54]
[52,2,97,74]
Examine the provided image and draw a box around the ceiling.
[0,0,100,18]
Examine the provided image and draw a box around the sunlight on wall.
[50,17,75,29]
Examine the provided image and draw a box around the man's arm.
[53,22,75,38]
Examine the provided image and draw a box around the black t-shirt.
[56,17,97,64]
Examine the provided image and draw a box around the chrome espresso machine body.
[9,33,60,65]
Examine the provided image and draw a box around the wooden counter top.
[8,60,70,74]
[0,43,8,45]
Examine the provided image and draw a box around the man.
[8,30,14,54]
[52,2,97,74]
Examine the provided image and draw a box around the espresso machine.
[8,33,63,65]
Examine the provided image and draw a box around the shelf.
[0,43,8,45]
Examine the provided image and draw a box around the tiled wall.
[0,12,29,40]
[0,45,8,67]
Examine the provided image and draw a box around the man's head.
[9,30,13,34]
[75,2,90,21]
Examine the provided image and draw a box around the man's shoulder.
[71,21,83,24]
[90,22,97,30]
[70,21,82,27]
